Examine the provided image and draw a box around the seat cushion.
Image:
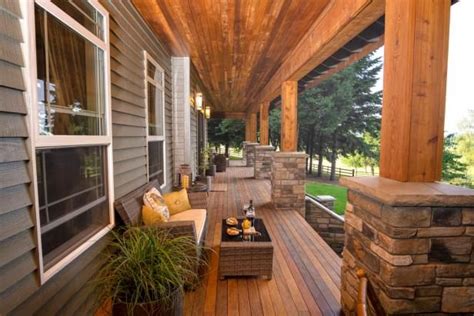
[169,209,206,244]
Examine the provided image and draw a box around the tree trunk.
[225,143,229,157]
[317,133,323,177]
[371,165,375,176]
[330,135,337,181]
[308,130,314,174]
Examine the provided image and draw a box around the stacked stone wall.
[305,198,345,254]
[341,189,474,315]
[271,152,307,216]
[254,145,275,179]
[244,142,258,167]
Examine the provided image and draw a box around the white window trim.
[22,0,114,285]
[144,51,167,189]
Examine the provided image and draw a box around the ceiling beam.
[250,0,385,112]
[304,35,384,91]
[212,112,246,120]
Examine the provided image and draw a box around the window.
[28,0,113,282]
[145,52,166,187]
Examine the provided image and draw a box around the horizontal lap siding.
[102,0,173,196]
[1,1,173,315]
[0,2,37,314]
[0,3,111,315]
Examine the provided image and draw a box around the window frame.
[23,0,114,284]
[144,51,167,189]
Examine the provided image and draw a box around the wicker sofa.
[114,180,208,246]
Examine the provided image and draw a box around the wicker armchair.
[114,180,208,246]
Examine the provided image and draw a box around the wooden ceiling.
[133,0,331,113]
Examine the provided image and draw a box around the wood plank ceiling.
[133,0,330,113]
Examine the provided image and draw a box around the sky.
[372,0,473,134]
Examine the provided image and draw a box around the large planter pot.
[206,164,216,176]
[214,154,227,172]
[112,289,184,316]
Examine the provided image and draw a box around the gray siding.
[0,2,37,314]
[0,1,174,314]
[103,0,174,195]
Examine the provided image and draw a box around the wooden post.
[259,102,270,145]
[281,81,298,152]
[379,0,450,182]
[245,112,257,142]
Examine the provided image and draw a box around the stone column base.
[254,145,275,179]
[271,152,308,216]
[243,142,259,167]
[340,176,474,315]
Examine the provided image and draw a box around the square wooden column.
[245,112,257,142]
[259,102,270,145]
[379,0,451,182]
[281,81,298,152]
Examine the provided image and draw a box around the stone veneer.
[254,145,275,179]
[305,196,345,254]
[243,142,259,167]
[340,176,474,315]
[271,152,307,216]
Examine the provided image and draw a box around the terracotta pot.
[112,290,183,316]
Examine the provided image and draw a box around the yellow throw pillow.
[163,189,192,215]
[142,205,167,225]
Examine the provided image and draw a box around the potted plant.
[95,227,201,315]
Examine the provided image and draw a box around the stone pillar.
[271,152,307,217]
[254,145,275,179]
[315,195,336,211]
[340,176,474,315]
[244,142,259,167]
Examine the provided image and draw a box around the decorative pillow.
[143,187,170,221]
[142,205,167,225]
[163,189,192,215]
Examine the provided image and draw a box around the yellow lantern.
[205,106,211,119]
[195,93,203,111]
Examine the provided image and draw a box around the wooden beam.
[281,81,298,152]
[251,0,384,111]
[259,103,270,145]
[212,112,246,120]
[246,113,258,142]
[379,0,450,182]
[304,35,384,90]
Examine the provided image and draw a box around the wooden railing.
[356,269,386,316]
[310,163,355,177]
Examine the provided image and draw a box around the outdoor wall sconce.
[205,106,211,119]
[195,92,203,111]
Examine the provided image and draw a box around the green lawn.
[305,182,348,215]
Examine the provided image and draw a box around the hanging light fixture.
[205,106,211,119]
[195,92,203,111]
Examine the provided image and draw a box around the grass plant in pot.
[95,227,201,315]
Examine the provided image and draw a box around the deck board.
[187,167,341,315]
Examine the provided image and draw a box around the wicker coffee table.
[219,218,273,279]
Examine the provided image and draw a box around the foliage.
[442,134,470,187]
[342,133,380,175]
[208,118,245,154]
[199,145,212,174]
[280,54,383,179]
[95,227,204,312]
[455,110,474,184]
[305,182,348,215]
[269,108,281,148]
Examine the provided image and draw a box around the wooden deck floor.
[185,166,342,315]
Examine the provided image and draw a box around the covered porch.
[184,166,341,315]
